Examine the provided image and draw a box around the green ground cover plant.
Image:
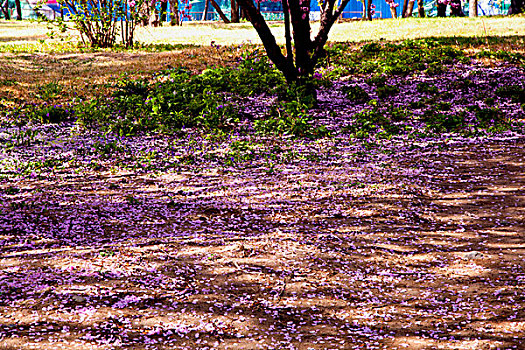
[3,36,524,142]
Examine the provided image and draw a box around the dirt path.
[1,137,524,349]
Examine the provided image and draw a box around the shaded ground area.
[1,135,524,349]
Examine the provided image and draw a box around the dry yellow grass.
[0,47,238,104]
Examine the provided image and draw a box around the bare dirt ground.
[1,135,524,349]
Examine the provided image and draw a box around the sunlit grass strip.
[327,16,525,42]
[96,16,525,45]
[0,41,85,53]
[1,17,525,51]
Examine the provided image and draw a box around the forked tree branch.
[236,0,297,81]
[312,0,351,61]
[236,0,351,82]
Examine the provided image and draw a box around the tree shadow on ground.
[1,139,524,349]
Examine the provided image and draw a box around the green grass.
[1,16,525,51]
[328,17,525,42]
[129,17,525,45]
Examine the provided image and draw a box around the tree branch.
[236,0,297,81]
[210,0,231,23]
[288,0,313,74]
[282,0,294,65]
[312,0,351,63]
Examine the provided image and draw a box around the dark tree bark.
[1,0,10,19]
[436,1,446,16]
[241,6,248,19]
[508,0,524,14]
[15,0,22,20]
[312,0,351,65]
[210,0,230,23]
[282,0,294,65]
[288,0,312,74]
[160,0,168,22]
[417,0,425,16]
[402,0,408,17]
[236,0,351,83]
[450,0,464,16]
[235,0,295,81]
[231,0,240,22]
[406,0,415,16]
[366,0,372,20]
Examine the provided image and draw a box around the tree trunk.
[169,0,179,25]
[417,0,425,17]
[236,0,352,84]
[406,0,415,16]
[508,0,524,14]
[288,0,313,75]
[366,0,372,20]
[402,0,408,17]
[210,0,230,23]
[436,2,446,16]
[160,0,168,22]
[468,0,477,16]
[390,6,397,18]
[203,0,209,20]
[1,0,10,20]
[236,0,296,81]
[282,0,294,65]
[450,0,464,15]
[312,0,351,61]
[241,6,248,19]
[231,0,239,22]
[15,0,22,20]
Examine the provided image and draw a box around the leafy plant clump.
[424,112,466,133]
[340,85,370,103]
[365,74,387,86]
[376,85,400,99]
[36,81,63,101]
[467,105,507,129]
[416,82,440,94]
[495,85,525,104]
[72,53,303,136]
[76,76,238,136]
[344,107,401,139]
[322,38,466,79]
[255,101,328,139]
